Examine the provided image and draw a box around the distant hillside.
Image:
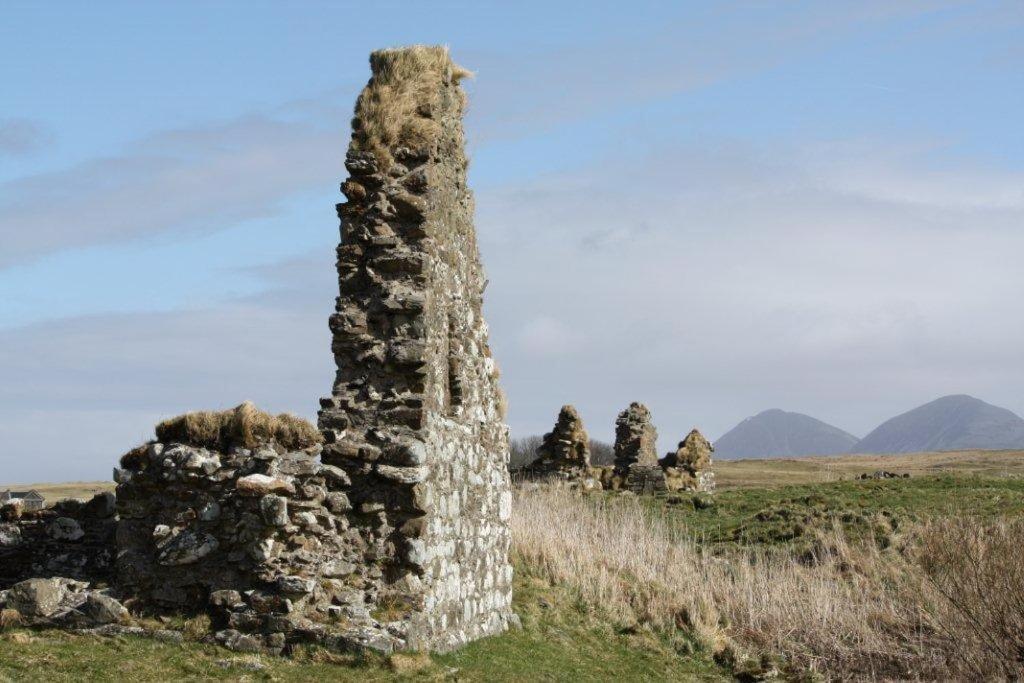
[715,409,859,459]
[854,394,1024,454]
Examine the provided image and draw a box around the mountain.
[714,409,859,459]
[854,395,1024,454]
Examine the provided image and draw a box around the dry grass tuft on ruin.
[151,401,322,453]
[352,45,471,169]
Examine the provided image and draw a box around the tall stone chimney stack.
[317,46,516,650]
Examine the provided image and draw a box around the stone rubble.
[0,577,128,628]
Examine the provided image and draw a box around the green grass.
[0,567,726,683]
[644,474,1024,550]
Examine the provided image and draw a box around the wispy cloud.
[463,1,953,141]
[0,112,346,268]
[0,118,52,156]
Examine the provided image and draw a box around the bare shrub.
[509,435,543,471]
[589,439,614,466]
[916,518,1024,679]
[510,486,1023,679]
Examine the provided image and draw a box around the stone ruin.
[522,406,594,481]
[0,493,117,588]
[613,402,667,494]
[661,429,716,493]
[315,44,514,651]
[601,402,715,494]
[0,46,515,655]
[515,402,715,495]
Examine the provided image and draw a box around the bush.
[509,435,543,471]
[916,518,1024,679]
[589,439,614,466]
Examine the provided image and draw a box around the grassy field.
[4,450,1024,680]
[647,473,1024,550]
[715,448,1024,488]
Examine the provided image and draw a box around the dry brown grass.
[353,45,471,170]
[387,652,432,675]
[152,401,321,452]
[512,485,1024,680]
[0,609,21,631]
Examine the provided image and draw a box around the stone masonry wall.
[316,46,515,651]
[0,493,117,589]
[114,440,415,654]
[522,405,600,490]
[531,405,591,475]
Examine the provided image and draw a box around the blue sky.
[2,1,1022,482]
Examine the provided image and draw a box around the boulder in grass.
[82,593,129,624]
[6,578,77,618]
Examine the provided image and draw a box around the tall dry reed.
[511,486,1023,680]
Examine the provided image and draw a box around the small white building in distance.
[0,489,45,511]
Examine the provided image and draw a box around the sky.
[1,1,1022,483]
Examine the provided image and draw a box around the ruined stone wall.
[317,46,514,651]
[521,405,602,491]
[0,494,117,589]
[114,441,410,653]
[116,443,328,607]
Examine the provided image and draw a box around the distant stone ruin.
[661,429,716,493]
[521,405,600,489]
[537,405,591,470]
[594,403,716,494]
[0,45,514,656]
[614,402,667,494]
